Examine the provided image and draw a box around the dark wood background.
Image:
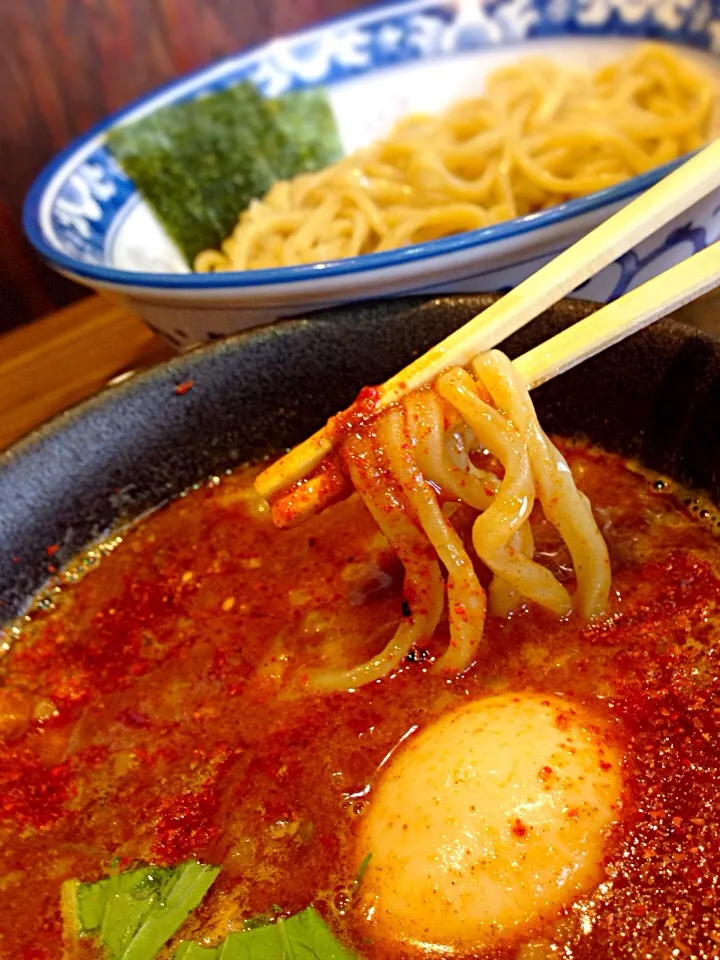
[0,0,365,332]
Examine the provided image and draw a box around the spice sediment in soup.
[1,442,719,958]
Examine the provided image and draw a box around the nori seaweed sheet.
[107,82,342,266]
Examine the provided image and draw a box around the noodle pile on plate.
[265,350,611,693]
[196,43,718,273]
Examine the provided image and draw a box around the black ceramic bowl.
[2,294,720,623]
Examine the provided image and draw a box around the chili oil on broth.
[1,444,720,958]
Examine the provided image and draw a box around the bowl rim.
[20,0,703,292]
[24,156,690,292]
[3,292,716,623]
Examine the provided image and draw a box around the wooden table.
[1,290,718,453]
[0,296,173,451]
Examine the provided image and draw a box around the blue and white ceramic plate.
[23,0,720,347]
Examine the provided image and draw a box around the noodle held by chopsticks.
[276,349,611,693]
[196,44,718,273]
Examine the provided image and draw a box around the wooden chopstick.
[514,240,720,388]
[256,139,720,500]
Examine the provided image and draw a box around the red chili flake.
[152,780,219,863]
[0,756,73,830]
[328,385,381,441]
[271,454,349,529]
[453,602,469,622]
[175,380,195,396]
[538,765,553,781]
[511,817,529,838]
[77,744,111,768]
[45,544,59,557]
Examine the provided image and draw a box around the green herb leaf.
[63,860,220,960]
[77,876,111,933]
[174,944,220,960]
[351,853,372,897]
[174,906,358,960]
[107,82,341,265]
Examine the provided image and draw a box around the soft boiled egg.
[356,693,623,952]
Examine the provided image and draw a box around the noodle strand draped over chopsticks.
[293,350,611,693]
[196,44,718,273]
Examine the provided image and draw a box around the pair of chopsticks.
[256,140,720,501]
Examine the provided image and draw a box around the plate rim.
[20,0,714,292]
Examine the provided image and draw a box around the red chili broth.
[1,443,720,959]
